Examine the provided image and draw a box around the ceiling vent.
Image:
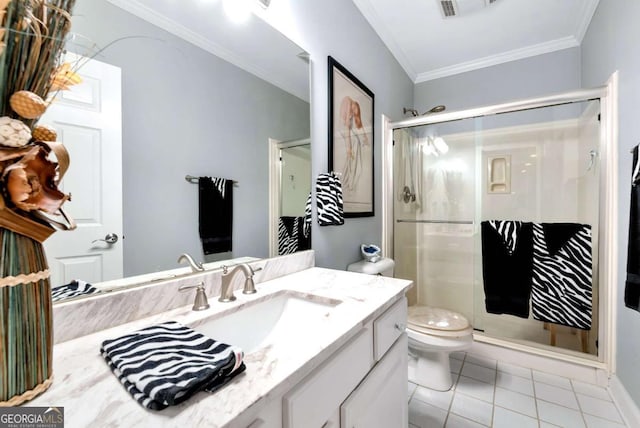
[436,0,498,18]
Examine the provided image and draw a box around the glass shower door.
[393,99,601,357]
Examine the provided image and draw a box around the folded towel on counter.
[101,321,245,410]
[51,280,100,302]
[480,220,534,318]
[199,176,233,255]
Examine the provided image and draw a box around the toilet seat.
[408,306,473,338]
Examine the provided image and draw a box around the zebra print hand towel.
[51,280,100,302]
[316,172,344,226]
[531,223,593,330]
[480,220,534,318]
[101,321,245,410]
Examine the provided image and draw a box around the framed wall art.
[328,56,374,217]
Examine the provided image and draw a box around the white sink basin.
[192,290,342,353]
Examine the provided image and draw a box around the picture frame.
[328,56,374,217]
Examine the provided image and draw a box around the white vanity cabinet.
[279,297,408,428]
[340,334,408,428]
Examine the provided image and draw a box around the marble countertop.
[31,267,412,427]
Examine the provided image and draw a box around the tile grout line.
[442,352,467,427]
[532,370,542,428]
[571,377,590,428]
[490,359,497,428]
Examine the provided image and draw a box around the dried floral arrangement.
[0,0,80,243]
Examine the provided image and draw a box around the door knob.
[92,233,118,244]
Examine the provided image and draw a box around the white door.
[42,55,123,287]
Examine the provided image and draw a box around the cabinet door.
[341,334,408,428]
[243,398,281,428]
[283,328,374,428]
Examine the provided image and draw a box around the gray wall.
[269,0,415,269]
[71,0,310,276]
[581,1,640,407]
[414,47,582,113]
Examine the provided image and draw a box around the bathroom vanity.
[30,263,412,427]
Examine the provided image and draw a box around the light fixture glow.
[223,0,253,23]
[433,136,449,154]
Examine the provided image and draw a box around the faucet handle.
[249,266,262,276]
[179,281,210,311]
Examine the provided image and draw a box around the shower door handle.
[587,150,598,171]
[395,323,406,331]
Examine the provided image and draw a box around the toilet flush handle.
[395,323,406,331]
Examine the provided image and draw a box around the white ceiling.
[352,0,600,83]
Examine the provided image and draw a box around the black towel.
[481,220,534,318]
[199,176,233,255]
[626,145,640,311]
[101,321,245,410]
[531,223,593,330]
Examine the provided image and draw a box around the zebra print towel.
[531,223,593,330]
[625,145,640,311]
[278,216,311,255]
[316,172,344,226]
[101,321,245,410]
[481,220,534,318]
[303,192,312,238]
[51,280,100,302]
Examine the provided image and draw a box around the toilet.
[407,305,473,391]
[347,257,473,392]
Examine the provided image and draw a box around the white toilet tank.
[347,258,395,277]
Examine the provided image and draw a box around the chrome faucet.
[179,281,210,311]
[177,253,204,273]
[218,263,263,302]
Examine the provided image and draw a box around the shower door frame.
[381,74,619,375]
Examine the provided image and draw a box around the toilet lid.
[408,306,470,332]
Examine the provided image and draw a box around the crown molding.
[102,0,308,101]
[414,36,580,83]
[351,0,417,82]
[575,0,600,43]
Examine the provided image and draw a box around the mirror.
[45,0,311,301]
[273,140,312,257]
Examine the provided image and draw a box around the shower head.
[403,107,419,117]
[423,105,446,114]
[404,105,446,117]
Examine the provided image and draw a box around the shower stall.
[383,83,617,369]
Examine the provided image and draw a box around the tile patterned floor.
[408,352,627,428]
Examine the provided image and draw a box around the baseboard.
[609,375,640,427]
